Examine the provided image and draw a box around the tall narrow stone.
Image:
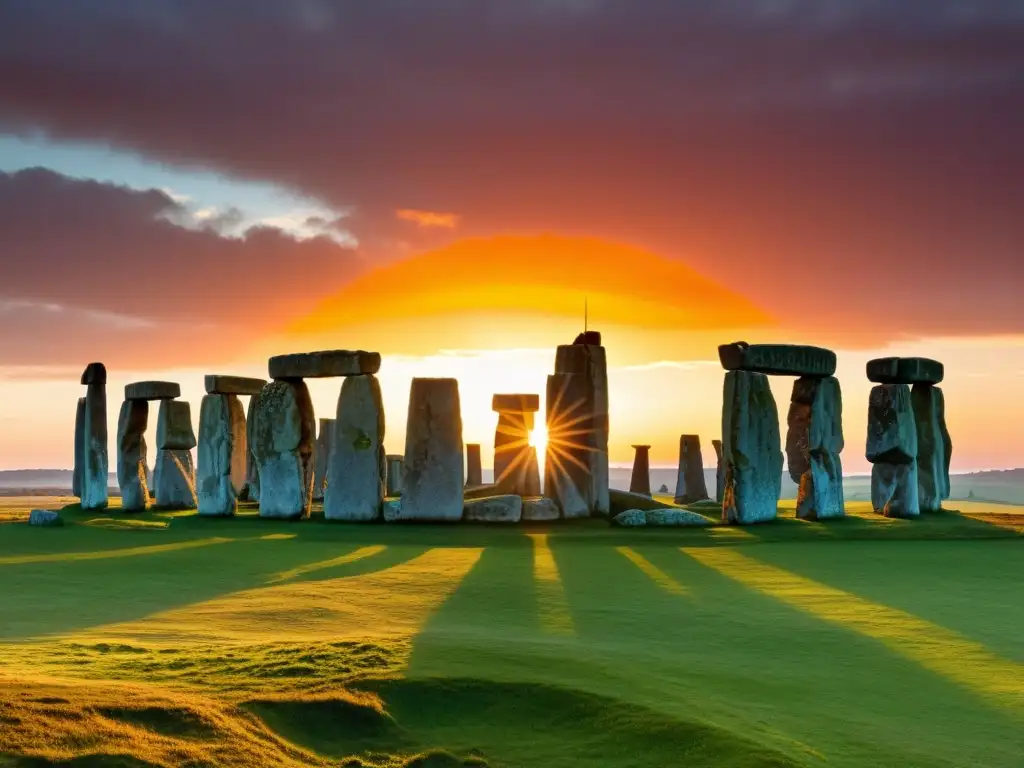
[866,383,919,518]
[197,393,247,516]
[554,340,609,515]
[396,378,463,521]
[385,454,404,496]
[80,363,109,511]
[251,380,316,519]
[674,435,709,504]
[521,447,541,496]
[712,439,724,503]
[466,443,483,486]
[244,389,262,502]
[73,397,85,499]
[116,399,150,512]
[312,418,335,501]
[722,371,782,524]
[325,375,385,521]
[787,376,845,520]
[629,445,652,496]
[912,384,951,513]
[544,373,591,518]
[492,395,541,495]
[154,399,197,510]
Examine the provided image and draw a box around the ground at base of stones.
[1,495,1022,768]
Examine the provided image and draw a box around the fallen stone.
[674,434,709,504]
[612,509,647,527]
[912,384,951,512]
[396,378,463,521]
[116,399,150,512]
[156,400,197,451]
[464,494,522,523]
[251,380,316,519]
[125,381,180,401]
[385,454,404,496]
[544,373,592,519]
[325,375,385,522]
[867,357,944,385]
[712,439,724,503]
[491,393,540,413]
[81,362,106,386]
[154,449,197,510]
[645,508,712,527]
[722,370,783,524]
[81,376,109,511]
[197,393,247,516]
[204,375,267,396]
[464,483,501,500]
[787,376,845,520]
[383,498,402,522]
[73,397,85,498]
[718,342,837,377]
[872,462,920,518]
[244,389,262,503]
[866,384,917,464]
[465,443,483,487]
[522,496,560,521]
[629,445,652,496]
[269,349,381,379]
[29,510,63,526]
[312,418,335,502]
[609,488,674,515]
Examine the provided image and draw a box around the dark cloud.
[0,1,1023,341]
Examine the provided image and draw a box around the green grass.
[0,497,1022,767]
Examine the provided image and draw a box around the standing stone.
[154,400,198,510]
[912,384,951,513]
[712,439,724,503]
[544,373,591,518]
[251,380,316,519]
[722,371,783,524]
[492,396,541,495]
[674,435,709,504]
[866,384,919,518]
[466,443,483,487]
[197,394,247,516]
[395,378,463,521]
[325,375,385,521]
[629,445,652,496]
[116,399,149,512]
[787,376,845,520]
[521,447,541,496]
[312,418,336,501]
[385,454,404,496]
[73,397,85,499]
[80,364,109,511]
[244,389,262,502]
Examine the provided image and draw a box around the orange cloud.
[396,208,460,228]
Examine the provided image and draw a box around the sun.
[529,424,548,454]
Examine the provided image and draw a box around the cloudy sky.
[1,1,1022,472]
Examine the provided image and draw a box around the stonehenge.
[78,363,109,511]
[72,397,85,499]
[154,396,198,510]
[196,375,263,517]
[492,394,541,495]
[244,389,262,502]
[385,454,404,496]
[326,373,386,521]
[312,418,335,501]
[786,376,845,520]
[251,379,316,519]
[712,439,724,503]
[629,445,651,496]
[116,399,150,511]
[544,373,592,518]
[674,434,709,504]
[465,443,483,487]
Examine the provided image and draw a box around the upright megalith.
[154,399,198,510]
[866,378,919,518]
[196,375,261,517]
[326,374,386,521]
[553,334,609,515]
[674,435,709,504]
[544,373,591,518]
[712,439,724,503]
[465,443,483,487]
[492,394,541,495]
[721,370,783,524]
[80,363,109,511]
[385,454,404,496]
[787,376,845,519]
[913,385,951,512]
[396,378,464,521]
[629,445,652,496]
[251,380,316,519]
[312,418,335,501]
[244,390,262,502]
[116,399,149,511]
[73,397,85,498]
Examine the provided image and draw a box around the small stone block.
[125,381,181,401]
[81,362,107,386]
[205,375,267,395]
[718,342,837,377]
[269,350,381,379]
[29,510,64,526]
[867,357,944,385]
[491,393,540,413]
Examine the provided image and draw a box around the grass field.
[1,497,1022,767]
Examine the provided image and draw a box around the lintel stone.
[126,381,181,401]
[718,342,837,377]
[867,357,944,385]
[205,375,267,396]
[269,350,381,379]
[491,393,540,413]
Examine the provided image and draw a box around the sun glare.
[529,425,547,453]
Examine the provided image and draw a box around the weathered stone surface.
[81,382,109,511]
[787,376,844,520]
[866,384,917,464]
[383,498,402,521]
[522,496,560,521]
[544,373,591,519]
[465,443,483,487]
[312,418,335,502]
[269,349,381,379]
[493,411,535,495]
[867,357,944,385]
[464,494,522,523]
[645,508,712,527]
[197,394,247,516]
[396,378,463,521]
[491,394,540,413]
[612,509,647,527]
[722,371,782,524]
[116,399,150,512]
[912,384,951,512]
[464,483,501,500]
[521,447,541,496]
[73,397,85,498]
[204,375,266,396]
[251,380,316,519]
[29,510,63,526]
[712,439,724,503]
[385,454,404,496]
[326,375,386,521]
[156,400,197,451]
[872,462,920,518]
[719,342,836,377]
[81,362,106,386]
[154,449,197,510]
[629,445,652,496]
[674,435,709,504]
[796,453,845,520]
[609,488,674,515]
[125,381,180,401]
[244,389,262,502]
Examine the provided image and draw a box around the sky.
[0,1,1022,472]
